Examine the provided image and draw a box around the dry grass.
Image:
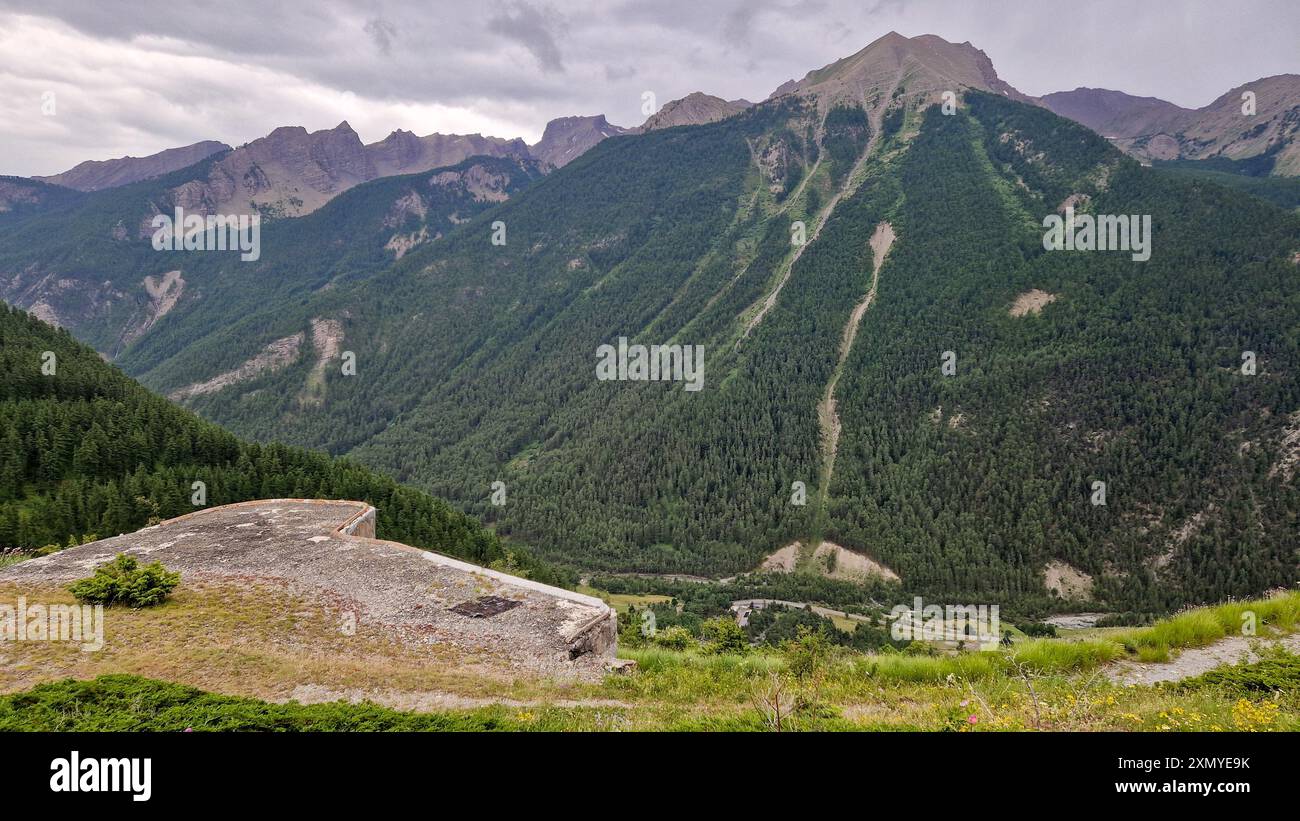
[0,580,596,706]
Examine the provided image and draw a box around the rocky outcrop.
[147,124,537,222]
[1040,75,1300,174]
[529,115,630,168]
[641,93,751,131]
[366,129,529,177]
[161,122,376,220]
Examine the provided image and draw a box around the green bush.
[700,616,749,655]
[782,626,832,680]
[653,625,696,651]
[1179,650,1300,695]
[68,554,180,608]
[0,675,547,732]
[1019,622,1059,638]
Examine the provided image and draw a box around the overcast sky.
[2,0,1298,177]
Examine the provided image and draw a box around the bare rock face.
[430,164,513,202]
[148,125,533,221]
[640,93,751,131]
[34,141,231,192]
[770,32,1034,115]
[366,129,529,177]
[529,115,630,168]
[0,270,126,333]
[156,122,376,220]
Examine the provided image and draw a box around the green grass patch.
[0,675,571,732]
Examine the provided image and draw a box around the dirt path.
[1106,632,1300,686]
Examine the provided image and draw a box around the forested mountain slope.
[828,94,1300,610]
[0,154,542,357]
[8,34,1298,612]
[111,46,1300,611]
[0,304,566,585]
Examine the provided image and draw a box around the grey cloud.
[364,17,398,55]
[487,1,566,73]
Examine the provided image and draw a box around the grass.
[0,675,572,732]
[2,581,1298,732]
[1112,597,1300,662]
[574,585,674,614]
[0,552,28,570]
[0,580,592,705]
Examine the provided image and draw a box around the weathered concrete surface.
[0,500,616,676]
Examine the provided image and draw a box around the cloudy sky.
[2,0,1298,177]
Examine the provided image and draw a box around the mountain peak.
[530,114,630,168]
[771,32,1030,110]
[640,92,751,131]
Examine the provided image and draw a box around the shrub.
[68,554,180,608]
[701,616,749,655]
[782,626,832,680]
[1180,650,1300,695]
[653,625,696,651]
[1095,611,1156,628]
[1019,622,1059,638]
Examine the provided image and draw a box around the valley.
[1,13,1298,743]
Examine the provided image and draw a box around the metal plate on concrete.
[450,595,522,618]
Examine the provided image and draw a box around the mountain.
[167,121,376,220]
[0,154,542,354]
[1038,88,1186,138]
[640,93,752,131]
[91,122,529,224]
[5,32,1300,613]
[34,141,231,191]
[97,31,1300,613]
[770,31,1033,112]
[365,129,530,176]
[0,302,566,584]
[530,115,630,168]
[1041,75,1300,174]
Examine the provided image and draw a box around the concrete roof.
[0,500,616,673]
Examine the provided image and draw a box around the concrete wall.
[340,505,376,538]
